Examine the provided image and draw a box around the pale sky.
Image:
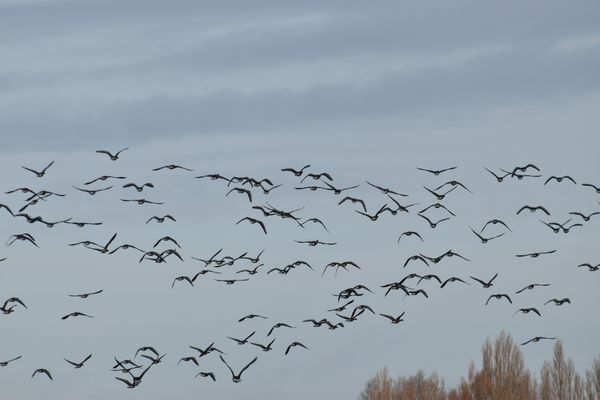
[1,1,599,399]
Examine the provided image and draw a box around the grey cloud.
[1,43,598,152]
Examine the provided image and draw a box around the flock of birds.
[1,149,598,389]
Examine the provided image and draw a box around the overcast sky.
[1,0,599,399]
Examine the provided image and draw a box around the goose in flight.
[379,312,405,324]
[171,272,203,288]
[96,148,129,160]
[61,312,94,320]
[215,278,250,285]
[484,167,510,182]
[146,215,176,224]
[435,180,472,193]
[365,180,408,197]
[251,338,276,352]
[322,181,359,195]
[194,371,216,381]
[123,182,154,192]
[513,307,541,317]
[227,331,256,345]
[281,164,311,176]
[300,172,333,183]
[120,198,164,205]
[440,277,468,288]
[581,183,600,193]
[84,175,126,185]
[515,283,550,294]
[178,356,198,367]
[544,298,570,306]
[338,196,368,212]
[32,368,53,380]
[73,185,113,195]
[577,263,599,271]
[0,355,22,367]
[515,250,557,258]
[68,290,103,299]
[418,214,450,229]
[284,342,309,355]
[544,175,576,185]
[238,314,267,322]
[299,218,329,232]
[470,227,504,243]
[64,354,92,368]
[423,185,457,200]
[267,322,295,336]
[568,211,600,222]
[398,231,423,243]
[219,355,258,383]
[2,297,27,310]
[226,187,253,203]
[485,294,512,305]
[152,164,193,172]
[236,217,267,234]
[22,161,54,177]
[295,239,336,246]
[417,166,457,176]
[419,203,456,216]
[521,336,556,346]
[481,219,511,232]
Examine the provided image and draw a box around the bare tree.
[540,340,583,400]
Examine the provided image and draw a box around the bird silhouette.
[64,354,92,368]
[285,341,309,355]
[416,166,457,176]
[236,217,267,234]
[219,355,258,383]
[32,368,53,380]
[96,148,129,160]
[22,161,54,177]
[281,165,311,176]
[485,294,512,305]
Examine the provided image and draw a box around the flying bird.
[123,182,154,192]
[365,180,408,197]
[470,227,505,243]
[379,312,405,324]
[219,355,258,383]
[417,166,457,176]
[521,336,556,346]
[152,164,193,172]
[61,311,94,320]
[515,283,550,294]
[64,354,92,369]
[0,355,22,367]
[515,250,557,258]
[484,167,510,182]
[513,307,541,317]
[481,219,511,232]
[238,314,267,322]
[544,175,577,185]
[236,217,267,234]
[22,161,54,177]
[485,294,512,305]
[84,175,126,185]
[96,148,129,160]
[338,196,368,212]
[284,341,309,355]
[68,290,103,299]
[146,215,176,224]
[73,186,113,195]
[544,298,570,306]
[397,231,423,243]
[32,368,53,380]
[281,165,311,176]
